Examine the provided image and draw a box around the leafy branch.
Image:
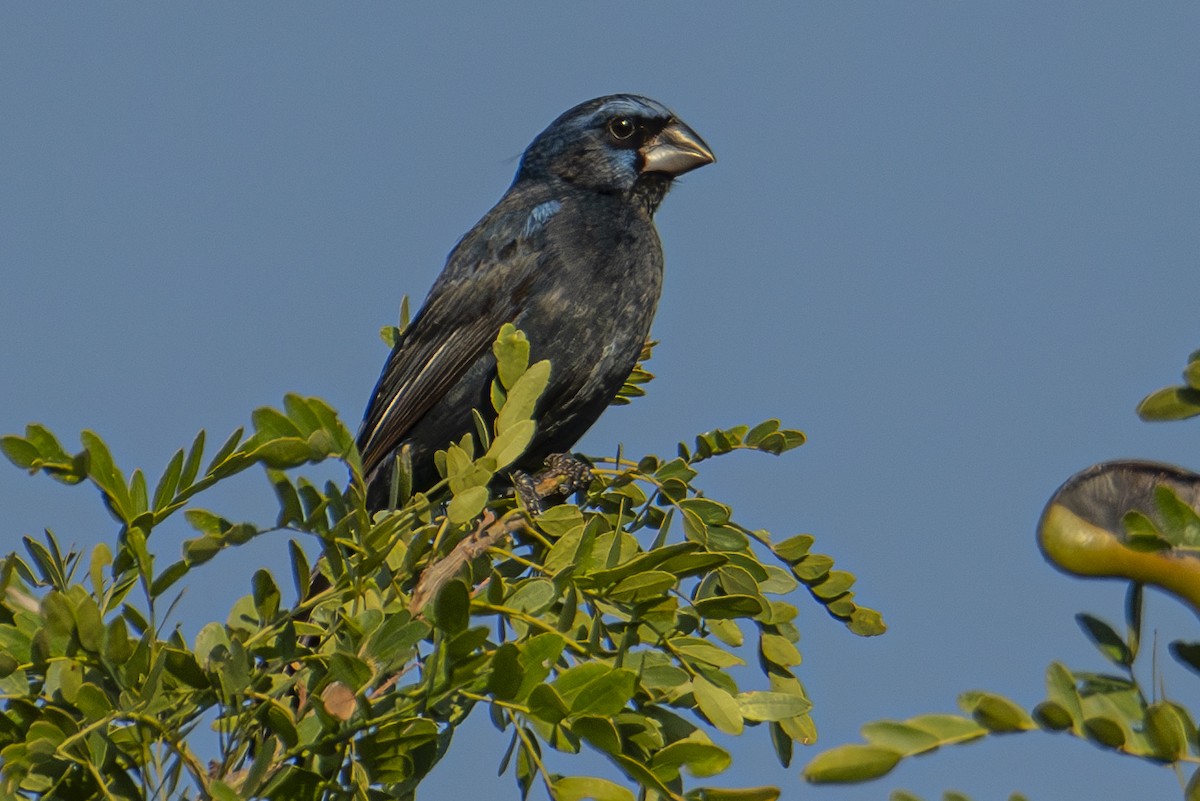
[802,346,1200,801]
[0,326,882,801]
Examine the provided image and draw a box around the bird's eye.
[607,117,637,141]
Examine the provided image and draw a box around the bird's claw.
[512,453,593,516]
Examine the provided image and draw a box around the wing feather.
[356,247,538,476]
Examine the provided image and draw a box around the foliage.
[1138,348,1200,422]
[803,346,1200,800]
[0,325,883,801]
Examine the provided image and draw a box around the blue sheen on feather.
[522,199,562,237]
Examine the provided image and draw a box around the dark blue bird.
[358,95,714,509]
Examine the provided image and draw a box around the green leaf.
[1145,701,1189,761]
[860,721,940,756]
[486,419,536,471]
[1033,700,1073,730]
[163,647,209,689]
[744,419,781,447]
[754,427,806,455]
[447,485,489,525]
[185,508,227,535]
[253,406,303,439]
[25,535,68,589]
[252,569,281,622]
[685,788,780,801]
[247,437,320,470]
[1125,582,1143,659]
[289,540,311,601]
[432,580,470,632]
[552,776,636,801]
[759,633,801,667]
[128,468,149,516]
[848,607,887,636]
[553,663,636,716]
[735,691,812,721]
[209,780,242,801]
[656,457,698,484]
[1186,766,1200,801]
[959,691,1035,732]
[0,434,40,470]
[1154,485,1200,547]
[1172,641,1200,676]
[803,744,901,783]
[528,683,570,725]
[774,534,813,562]
[260,764,322,801]
[769,720,793,768]
[692,675,743,735]
[694,595,763,620]
[673,637,745,668]
[810,570,855,599]
[515,632,567,700]
[41,590,74,637]
[179,429,206,488]
[150,560,190,598]
[207,426,246,475]
[24,423,71,461]
[679,498,731,525]
[268,470,305,528]
[183,534,223,565]
[45,658,83,702]
[104,616,133,664]
[651,738,731,779]
[607,571,676,603]
[0,652,19,679]
[365,613,429,670]
[74,682,113,721]
[328,652,373,693]
[493,324,531,390]
[488,643,523,700]
[608,752,677,799]
[791,553,833,581]
[507,578,557,616]
[1083,715,1126,749]
[658,552,729,579]
[151,448,185,512]
[1137,386,1200,421]
[1044,662,1084,735]
[905,714,987,744]
[81,430,132,520]
[1185,354,1200,389]
[571,716,622,756]
[1076,613,1133,667]
[496,360,551,435]
[536,504,584,538]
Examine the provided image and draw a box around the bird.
[357,94,714,511]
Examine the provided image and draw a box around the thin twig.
[409,509,528,616]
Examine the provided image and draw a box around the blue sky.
[3,5,1200,799]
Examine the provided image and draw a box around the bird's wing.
[356,245,539,476]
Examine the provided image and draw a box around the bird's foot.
[511,470,542,515]
[512,453,593,515]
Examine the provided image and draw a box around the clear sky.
[3,5,1200,799]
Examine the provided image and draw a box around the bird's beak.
[639,119,715,177]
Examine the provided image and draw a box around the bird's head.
[516,94,714,210]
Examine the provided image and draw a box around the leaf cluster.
[1138,348,1200,422]
[0,326,883,801]
[806,584,1200,794]
[804,345,1200,800]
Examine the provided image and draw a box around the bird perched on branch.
[358,94,714,510]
